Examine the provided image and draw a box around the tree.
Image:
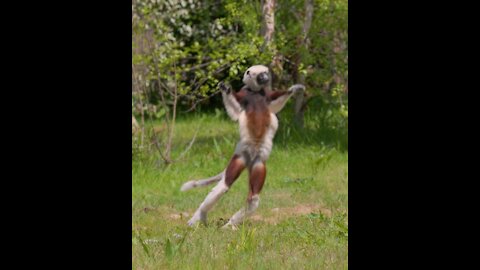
[132,0,348,153]
[261,0,275,45]
[132,0,275,163]
[292,0,314,129]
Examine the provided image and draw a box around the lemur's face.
[242,65,270,91]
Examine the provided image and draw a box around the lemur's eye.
[246,70,250,75]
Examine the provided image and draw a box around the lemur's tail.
[180,170,225,192]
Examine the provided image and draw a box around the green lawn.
[132,114,348,269]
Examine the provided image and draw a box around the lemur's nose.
[256,72,269,85]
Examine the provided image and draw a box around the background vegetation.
[132,0,348,269]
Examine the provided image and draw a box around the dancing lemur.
[181,65,305,229]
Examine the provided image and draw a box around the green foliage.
[132,1,348,170]
[132,0,274,116]
[132,0,348,153]
[274,0,348,128]
[275,0,348,87]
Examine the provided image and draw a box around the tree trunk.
[132,115,139,134]
[292,0,314,129]
[261,0,275,45]
[261,0,276,90]
[293,91,306,128]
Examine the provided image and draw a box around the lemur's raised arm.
[220,82,305,120]
[266,84,306,114]
[220,82,242,121]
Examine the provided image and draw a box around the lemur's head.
[242,65,270,91]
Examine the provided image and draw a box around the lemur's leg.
[268,84,305,114]
[220,82,242,121]
[187,154,246,226]
[222,160,266,229]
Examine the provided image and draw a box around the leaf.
[213,138,221,154]
[136,234,151,258]
[223,136,232,146]
[164,237,173,258]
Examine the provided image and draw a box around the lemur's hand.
[288,84,306,94]
[219,81,231,94]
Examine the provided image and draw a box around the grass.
[132,111,348,270]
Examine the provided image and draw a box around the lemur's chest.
[240,89,268,110]
[239,90,272,141]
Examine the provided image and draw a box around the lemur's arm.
[267,84,305,114]
[220,82,244,121]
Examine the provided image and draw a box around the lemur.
[181,65,305,229]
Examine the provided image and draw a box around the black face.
[256,72,269,85]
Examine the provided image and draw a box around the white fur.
[222,194,260,229]
[221,90,242,121]
[268,84,305,114]
[242,65,269,91]
[234,111,278,162]
[187,176,230,226]
[180,171,225,192]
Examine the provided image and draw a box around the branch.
[183,89,221,113]
[182,63,230,112]
[176,127,200,161]
[152,135,171,164]
[186,61,214,72]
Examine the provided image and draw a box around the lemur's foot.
[187,211,207,227]
[221,222,239,231]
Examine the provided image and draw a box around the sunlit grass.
[132,114,348,270]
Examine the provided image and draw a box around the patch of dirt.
[167,212,191,220]
[141,206,192,221]
[160,203,331,225]
[269,191,291,200]
[250,203,332,225]
[132,225,148,232]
